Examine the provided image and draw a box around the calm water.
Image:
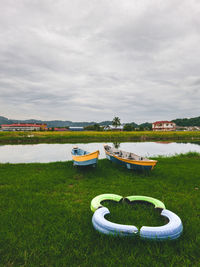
[0,142,200,163]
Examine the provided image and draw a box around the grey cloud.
[0,0,200,123]
[191,78,200,86]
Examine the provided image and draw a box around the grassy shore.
[0,153,200,266]
[0,130,200,144]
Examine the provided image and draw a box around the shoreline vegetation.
[0,153,199,266]
[0,130,200,144]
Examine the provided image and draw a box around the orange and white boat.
[104,145,157,171]
[72,147,99,167]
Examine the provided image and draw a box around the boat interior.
[72,147,89,156]
[104,145,149,161]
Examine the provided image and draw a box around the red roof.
[153,121,174,125]
[2,123,43,127]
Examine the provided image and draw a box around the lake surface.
[0,142,200,163]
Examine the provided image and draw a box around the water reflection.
[112,142,121,149]
[0,141,200,163]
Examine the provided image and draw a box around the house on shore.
[104,125,124,131]
[1,123,47,131]
[152,121,176,131]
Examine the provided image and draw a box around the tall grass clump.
[0,130,200,144]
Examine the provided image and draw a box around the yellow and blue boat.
[72,147,100,167]
[104,145,157,171]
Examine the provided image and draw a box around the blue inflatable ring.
[140,209,183,240]
[91,195,183,241]
[92,207,138,237]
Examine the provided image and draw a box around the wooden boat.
[71,147,100,167]
[104,145,157,171]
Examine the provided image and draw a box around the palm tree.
[112,117,121,128]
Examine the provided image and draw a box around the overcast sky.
[0,0,200,123]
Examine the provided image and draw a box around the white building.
[152,121,176,131]
[104,125,124,131]
[1,123,47,131]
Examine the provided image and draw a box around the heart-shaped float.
[91,194,183,241]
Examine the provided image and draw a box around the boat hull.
[105,152,156,171]
[72,150,99,167]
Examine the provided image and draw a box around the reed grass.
[0,130,200,144]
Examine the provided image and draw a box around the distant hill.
[0,116,113,127]
[0,115,199,128]
[172,116,200,126]
[0,116,10,124]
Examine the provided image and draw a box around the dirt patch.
[74,174,84,180]
[74,199,83,203]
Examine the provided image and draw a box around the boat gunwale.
[104,145,157,166]
[72,149,100,161]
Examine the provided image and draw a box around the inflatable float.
[140,209,183,240]
[91,194,183,241]
[92,207,138,236]
[90,193,123,212]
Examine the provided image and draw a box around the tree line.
[172,117,200,127]
[84,117,152,131]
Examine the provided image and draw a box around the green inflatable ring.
[125,195,166,209]
[90,194,123,212]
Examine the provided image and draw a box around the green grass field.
[0,130,200,144]
[0,154,200,266]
